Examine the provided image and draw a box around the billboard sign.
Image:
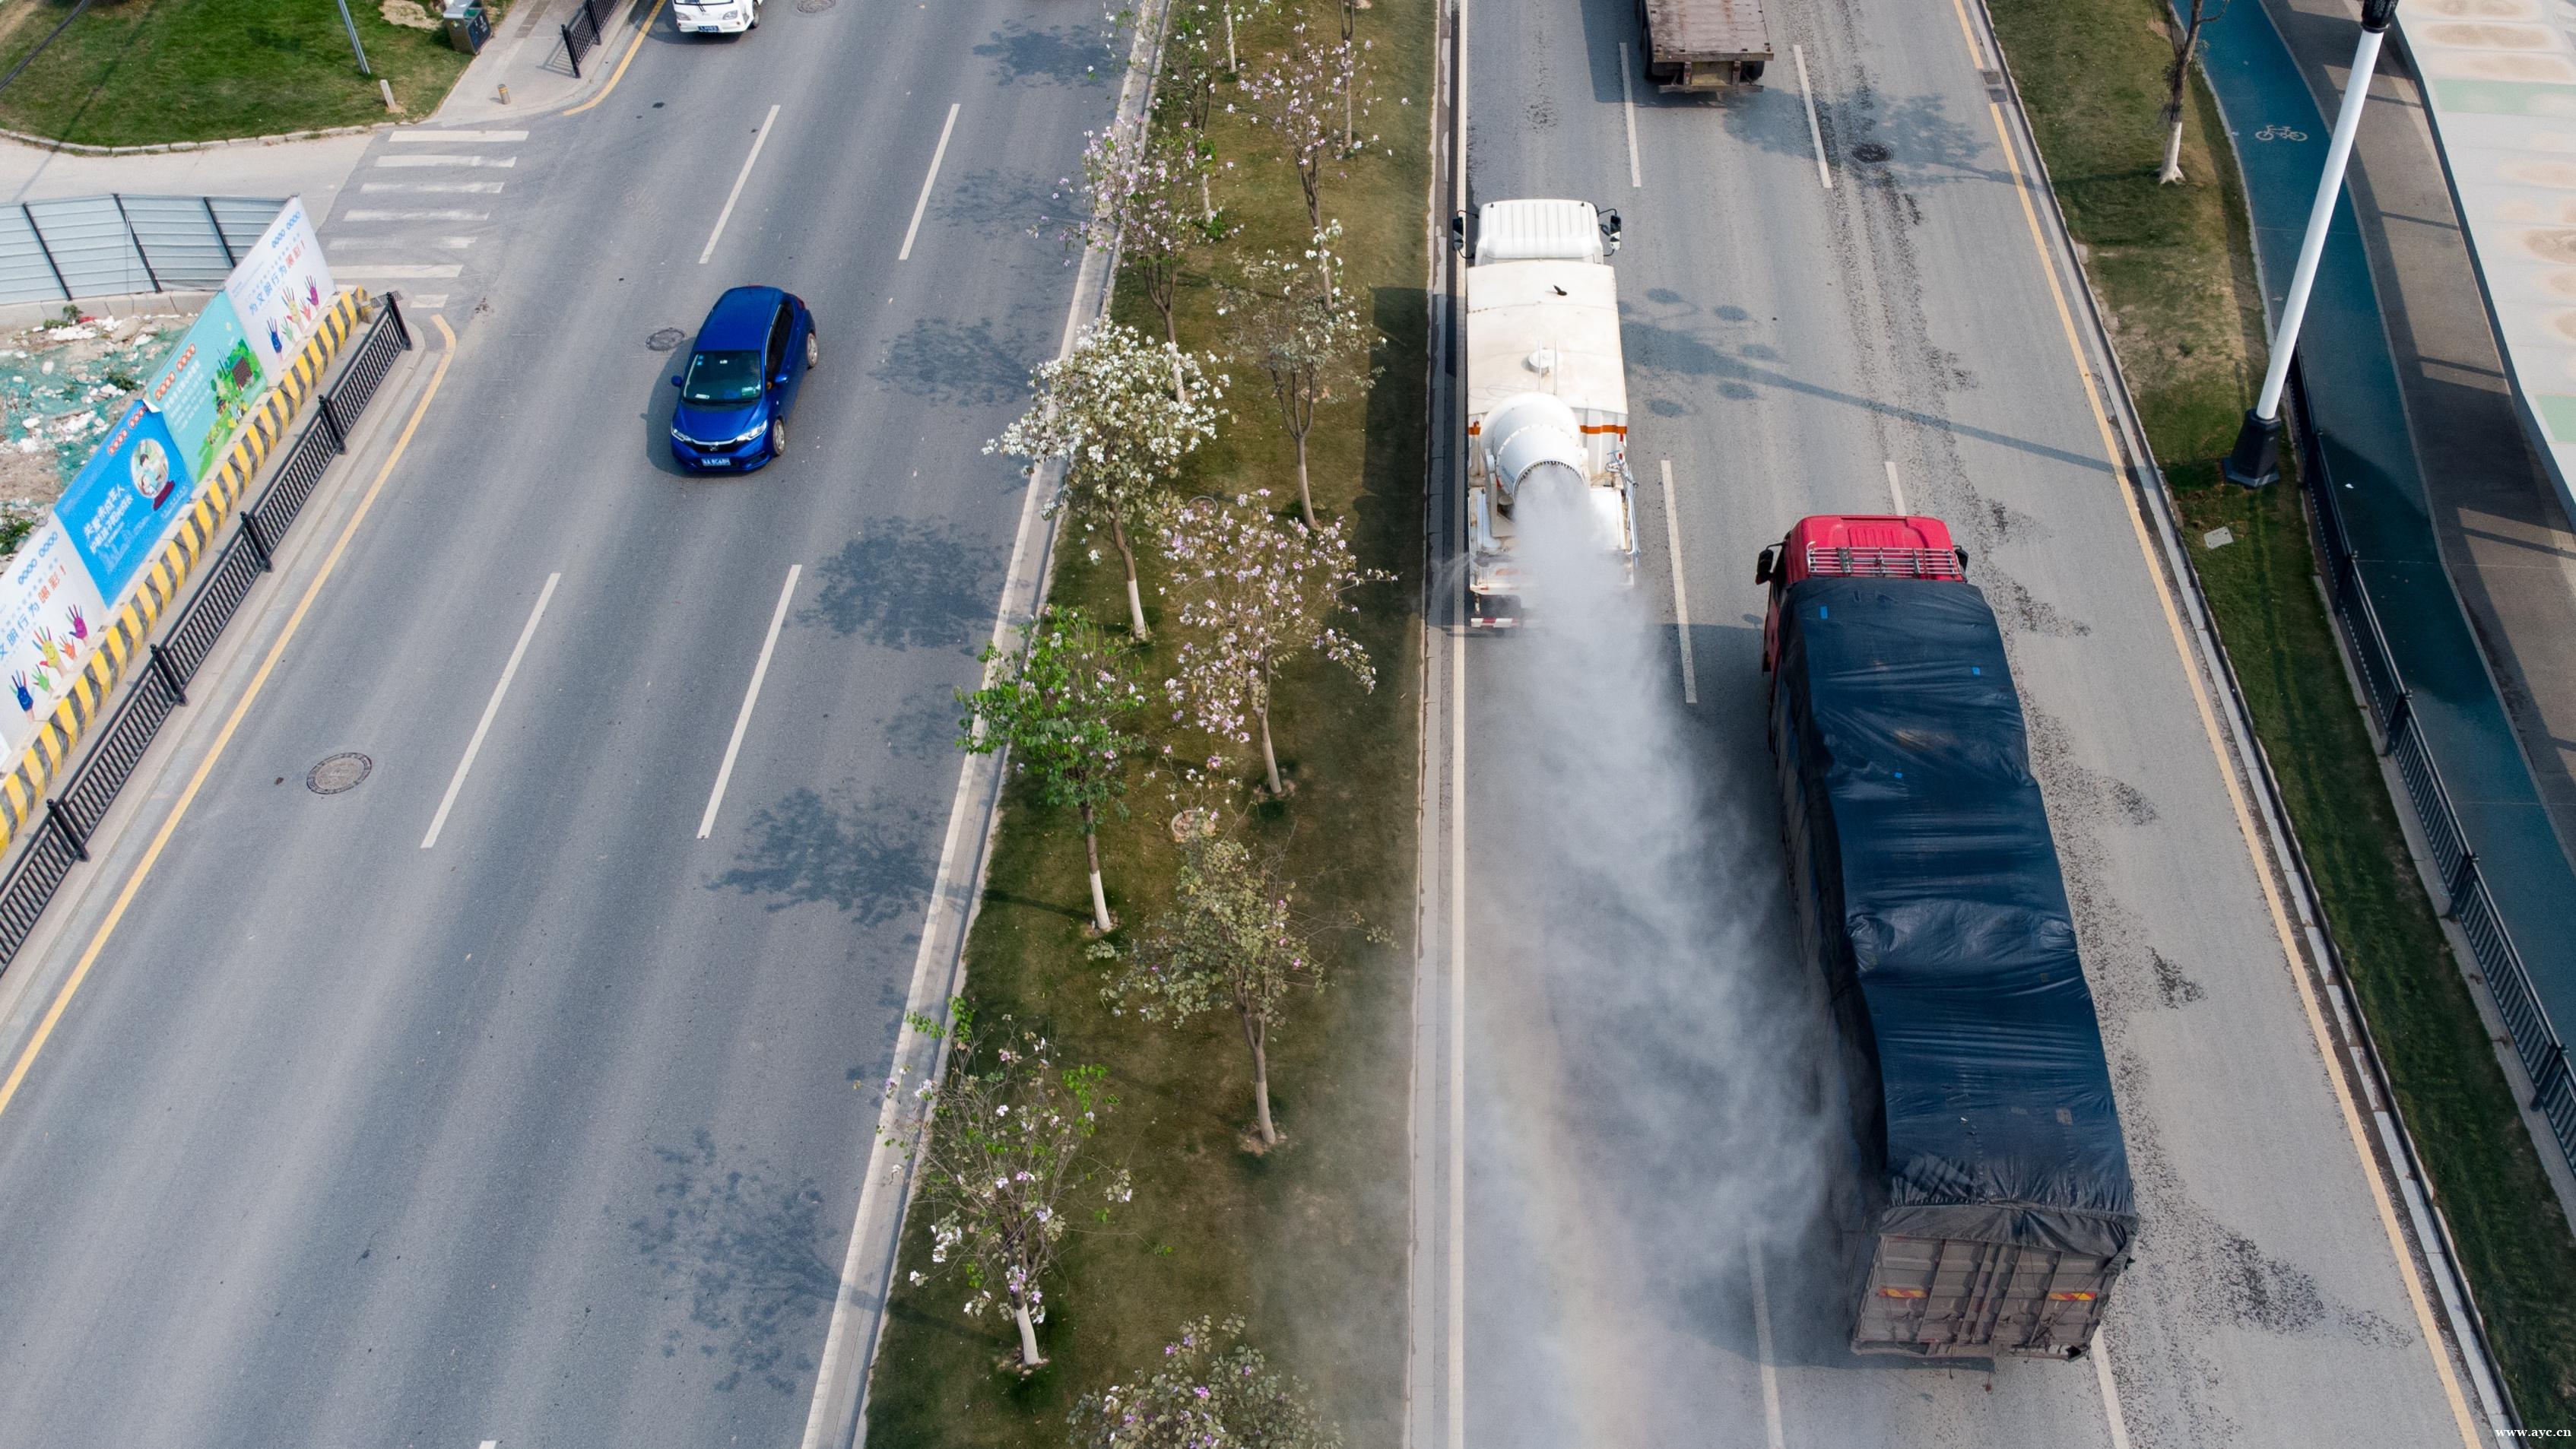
[56,398,192,610]
[0,519,109,758]
[142,292,266,487]
[222,195,335,381]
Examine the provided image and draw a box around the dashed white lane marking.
[697,563,801,839]
[389,128,525,142]
[374,154,517,168]
[1884,458,1905,512]
[1618,43,1642,188]
[1658,458,1697,705]
[404,296,449,310]
[1795,45,1832,191]
[341,208,490,221]
[2094,1328,2134,1449]
[700,103,782,266]
[423,573,560,850]
[899,103,962,262]
[1750,1244,1786,1449]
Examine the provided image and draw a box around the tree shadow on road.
[801,518,1001,652]
[974,20,1115,86]
[628,1130,842,1395]
[712,782,936,925]
[870,316,1042,410]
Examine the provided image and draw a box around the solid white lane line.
[479,1441,499,1449]
[1884,458,1906,513]
[334,264,465,279]
[1659,459,1697,705]
[360,180,506,193]
[389,128,526,142]
[899,103,962,262]
[374,154,516,168]
[697,564,800,839]
[1749,1244,1787,1449]
[1448,433,1468,1449]
[1794,45,1831,191]
[700,103,782,266]
[341,208,490,221]
[422,572,560,850]
[2094,1328,2135,1449]
[1618,43,1642,188]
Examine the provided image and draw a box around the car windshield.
[681,350,763,404]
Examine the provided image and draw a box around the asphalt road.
[0,4,1128,1445]
[1413,0,2491,1444]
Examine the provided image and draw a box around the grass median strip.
[860,1,1431,1441]
[1988,0,2576,1425]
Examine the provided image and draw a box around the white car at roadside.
[674,0,759,33]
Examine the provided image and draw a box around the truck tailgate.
[1642,0,1772,60]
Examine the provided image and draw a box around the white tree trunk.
[1224,3,1236,70]
[1127,574,1150,640]
[2158,114,2186,185]
[1294,431,1318,528]
[1014,1302,1045,1367]
[1247,1016,1278,1145]
[1084,816,1113,932]
[1259,703,1283,795]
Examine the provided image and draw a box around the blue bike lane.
[2189,2,2576,1028]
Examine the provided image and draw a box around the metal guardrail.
[0,195,282,306]
[2289,360,2576,1164]
[563,0,608,78]
[0,296,411,962]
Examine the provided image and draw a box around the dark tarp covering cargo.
[1770,575,2136,1273]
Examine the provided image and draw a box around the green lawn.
[860,1,1432,1442]
[0,0,477,146]
[1990,0,2576,1425]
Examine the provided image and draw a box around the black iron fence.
[2290,362,2576,1161]
[0,296,412,963]
[563,0,608,78]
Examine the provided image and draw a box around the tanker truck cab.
[1464,199,1639,627]
[1756,513,1969,676]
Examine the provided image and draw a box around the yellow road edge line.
[561,0,669,116]
[1984,94,2483,1447]
[0,315,462,1126]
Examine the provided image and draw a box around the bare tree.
[989,321,1226,639]
[2159,0,2223,185]
[1218,220,1377,529]
[882,1006,1130,1370]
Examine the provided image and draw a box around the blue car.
[669,285,817,471]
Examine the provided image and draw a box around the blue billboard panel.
[56,399,193,608]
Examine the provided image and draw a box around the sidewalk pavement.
[0,0,649,210]
[2191,2,2576,1017]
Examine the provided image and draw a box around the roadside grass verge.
[0,0,475,146]
[1989,0,2576,1425]
[860,1,1432,1442]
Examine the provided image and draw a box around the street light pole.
[335,0,373,78]
[2223,0,2397,487]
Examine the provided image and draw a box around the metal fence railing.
[563,0,609,77]
[0,296,411,962]
[2290,360,2576,1164]
[0,195,282,306]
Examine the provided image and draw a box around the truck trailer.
[1638,0,1772,90]
[1756,513,2136,1359]
[1464,199,1639,627]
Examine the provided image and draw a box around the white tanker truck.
[1464,199,1639,627]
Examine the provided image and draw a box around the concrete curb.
[0,290,213,333]
[0,123,393,157]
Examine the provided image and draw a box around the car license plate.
[702,457,732,467]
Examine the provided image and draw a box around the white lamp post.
[2224,0,2397,487]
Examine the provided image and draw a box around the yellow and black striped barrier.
[0,289,368,854]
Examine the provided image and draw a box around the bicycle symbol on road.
[2254,124,2310,142]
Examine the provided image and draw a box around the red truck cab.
[1755,515,1969,674]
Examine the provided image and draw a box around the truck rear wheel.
[1738,59,1765,83]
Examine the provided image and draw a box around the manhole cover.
[797,0,835,13]
[1850,141,1892,165]
[306,753,373,795]
[646,327,688,351]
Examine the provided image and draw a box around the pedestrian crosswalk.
[322,127,533,318]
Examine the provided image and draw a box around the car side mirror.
[1754,544,1778,586]
[1953,546,1969,576]
[670,376,682,387]
[1448,212,1465,253]
[1599,208,1623,256]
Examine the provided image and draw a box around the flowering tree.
[882,1005,1131,1370]
[1219,221,1376,529]
[1160,490,1387,796]
[959,606,1146,933]
[1237,21,1369,236]
[1335,0,1372,152]
[990,321,1226,640]
[1066,1314,1343,1447]
[1104,835,1320,1147]
[1065,125,1217,370]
